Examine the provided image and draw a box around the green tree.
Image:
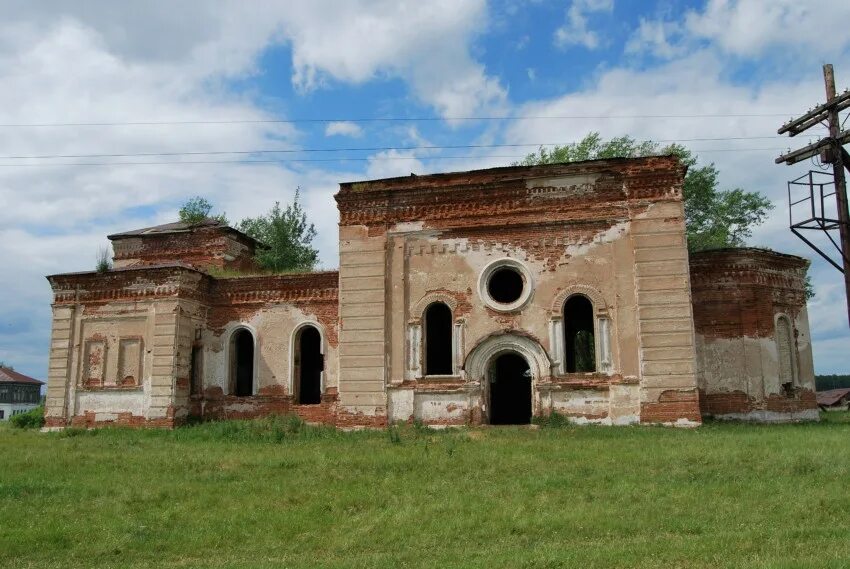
[238,189,319,272]
[515,132,773,251]
[178,196,228,226]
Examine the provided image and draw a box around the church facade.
[43,156,819,429]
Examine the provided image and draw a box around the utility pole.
[776,64,850,326]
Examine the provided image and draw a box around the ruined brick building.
[43,156,818,429]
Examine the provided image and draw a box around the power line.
[0,113,797,128]
[0,147,786,168]
[0,136,787,160]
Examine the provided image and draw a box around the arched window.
[564,295,595,373]
[776,315,795,388]
[294,325,323,404]
[424,302,453,375]
[230,328,254,396]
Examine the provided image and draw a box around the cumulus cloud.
[685,0,850,57]
[283,0,506,118]
[625,18,684,59]
[554,0,614,50]
[324,121,363,138]
[629,0,850,61]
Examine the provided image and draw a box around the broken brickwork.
[690,248,818,422]
[44,158,817,429]
[109,219,258,272]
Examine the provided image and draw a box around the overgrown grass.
[1,413,849,568]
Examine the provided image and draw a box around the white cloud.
[282,0,506,118]
[683,0,850,58]
[626,1,850,63]
[554,0,614,50]
[625,18,684,59]
[324,121,363,138]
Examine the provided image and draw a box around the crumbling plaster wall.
[337,156,701,426]
[690,249,818,422]
[111,227,256,272]
[44,267,208,428]
[195,272,342,423]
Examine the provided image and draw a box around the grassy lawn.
[2,413,850,569]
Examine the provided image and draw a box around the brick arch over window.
[412,292,459,323]
[290,321,326,404]
[550,284,608,316]
[408,292,463,378]
[548,285,612,374]
[226,324,258,396]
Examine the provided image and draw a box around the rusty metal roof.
[0,366,44,385]
[107,218,260,245]
[817,388,850,406]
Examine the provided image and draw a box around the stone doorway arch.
[463,333,553,424]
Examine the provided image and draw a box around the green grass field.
[2,413,849,569]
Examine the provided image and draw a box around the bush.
[532,411,573,429]
[9,406,44,429]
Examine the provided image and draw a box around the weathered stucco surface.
[43,157,816,428]
[690,248,817,422]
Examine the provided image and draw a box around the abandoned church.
[43,156,819,429]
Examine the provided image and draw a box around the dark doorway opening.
[564,295,595,373]
[232,329,254,396]
[424,302,453,375]
[487,267,524,304]
[189,345,203,396]
[488,352,531,425]
[296,326,323,404]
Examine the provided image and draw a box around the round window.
[478,259,534,312]
[487,267,524,304]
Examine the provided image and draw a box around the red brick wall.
[111,226,257,272]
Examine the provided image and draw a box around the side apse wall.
[690,248,818,422]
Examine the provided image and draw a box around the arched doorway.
[231,329,254,396]
[294,325,323,404]
[487,352,532,425]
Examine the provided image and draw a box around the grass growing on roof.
[1,413,849,569]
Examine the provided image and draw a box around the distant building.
[0,366,44,420]
[43,158,818,428]
[817,388,850,411]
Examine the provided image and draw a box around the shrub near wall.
[9,406,44,429]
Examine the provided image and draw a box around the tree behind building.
[515,132,773,252]
[238,189,319,272]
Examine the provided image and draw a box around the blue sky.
[0,0,849,380]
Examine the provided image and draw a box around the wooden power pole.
[776,64,850,326]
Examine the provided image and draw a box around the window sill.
[418,374,462,383]
[77,385,143,392]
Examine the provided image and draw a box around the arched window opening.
[776,316,795,390]
[424,302,453,375]
[564,295,595,373]
[295,326,323,404]
[488,352,532,425]
[231,329,254,396]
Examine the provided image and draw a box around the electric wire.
[0,113,798,128]
[0,147,788,168]
[0,136,787,161]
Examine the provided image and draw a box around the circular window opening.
[487,267,524,304]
